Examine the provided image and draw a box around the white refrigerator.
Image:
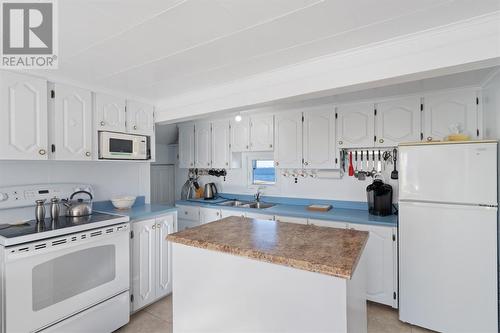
[399,141,498,333]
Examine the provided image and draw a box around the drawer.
[176,205,200,221]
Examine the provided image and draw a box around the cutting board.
[307,204,332,212]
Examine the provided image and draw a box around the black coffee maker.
[366,179,393,216]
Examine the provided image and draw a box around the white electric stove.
[0,183,131,333]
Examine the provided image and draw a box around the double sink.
[217,200,275,210]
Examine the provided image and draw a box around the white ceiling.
[40,0,500,104]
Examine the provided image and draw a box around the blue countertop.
[94,197,177,221]
[176,194,397,228]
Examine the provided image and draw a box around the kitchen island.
[168,216,369,333]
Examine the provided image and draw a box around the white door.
[126,100,154,136]
[275,111,303,169]
[250,114,274,151]
[156,214,176,298]
[95,93,126,132]
[399,201,497,332]
[230,117,250,152]
[349,223,396,307]
[211,119,231,168]
[399,142,497,205]
[0,71,48,160]
[308,219,348,229]
[199,207,221,224]
[303,106,336,169]
[131,218,157,311]
[336,102,375,148]
[52,83,92,160]
[274,215,307,224]
[178,123,195,168]
[220,209,245,219]
[423,88,479,141]
[195,122,211,168]
[375,97,421,147]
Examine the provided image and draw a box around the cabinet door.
[220,209,245,219]
[275,111,303,169]
[178,124,195,168]
[211,119,230,168]
[199,207,221,224]
[349,223,396,307]
[274,215,308,225]
[230,117,250,152]
[250,114,274,151]
[95,93,126,132]
[126,100,154,136]
[195,122,211,168]
[375,97,421,147]
[131,218,157,311]
[303,106,336,169]
[53,83,92,160]
[308,219,348,229]
[0,72,48,160]
[423,89,479,141]
[336,102,375,148]
[157,214,176,298]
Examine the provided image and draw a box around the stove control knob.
[0,192,8,202]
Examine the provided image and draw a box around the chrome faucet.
[255,189,263,203]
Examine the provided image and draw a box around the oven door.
[3,223,130,333]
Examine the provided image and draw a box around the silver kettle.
[63,190,93,217]
[204,183,218,200]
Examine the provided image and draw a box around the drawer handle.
[38,149,46,156]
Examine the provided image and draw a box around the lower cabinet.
[131,212,177,312]
[199,207,221,224]
[309,218,397,308]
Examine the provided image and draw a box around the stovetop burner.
[0,212,122,239]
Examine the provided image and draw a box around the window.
[251,160,276,185]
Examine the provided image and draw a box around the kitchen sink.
[217,200,275,209]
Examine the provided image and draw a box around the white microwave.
[99,131,149,160]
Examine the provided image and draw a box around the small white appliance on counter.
[398,141,498,332]
[0,183,130,333]
[99,131,149,160]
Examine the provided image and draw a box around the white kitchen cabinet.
[126,100,154,136]
[375,97,421,147]
[211,119,231,168]
[303,106,336,169]
[250,114,274,151]
[176,205,200,231]
[245,212,274,221]
[0,71,48,160]
[308,219,348,229]
[95,93,126,132]
[131,213,177,312]
[348,223,397,308]
[195,122,212,168]
[199,207,221,224]
[178,123,195,168]
[230,116,250,152]
[336,102,375,148]
[275,111,303,169]
[220,209,245,219]
[274,215,308,224]
[423,88,480,141]
[51,83,92,160]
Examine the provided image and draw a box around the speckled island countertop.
[167,216,369,279]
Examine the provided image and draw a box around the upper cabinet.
[375,97,421,147]
[303,106,336,169]
[230,116,250,152]
[250,114,274,151]
[126,100,154,136]
[52,83,93,160]
[195,121,212,168]
[423,89,481,142]
[95,93,126,133]
[178,123,195,168]
[0,72,48,160]
[275,111,303,169]
[336,102,375,149]
[211,119,230,168]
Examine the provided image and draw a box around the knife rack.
[340,147,397,180]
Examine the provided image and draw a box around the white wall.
[0,161,151,202]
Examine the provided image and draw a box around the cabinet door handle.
[304,161,309,166]
[246,145,249,149]
[426,136,433,142]
[379,139,384,143]
[100,121,105,126]
[152,225,156,229]
[275,161,279,166]
[133,125,137,130]
[225,162,229,166]
[38,149,46,156]
[269,144,273,148]
[216,212,220,216]
[85,151,91,157]
[338,141,343,145]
